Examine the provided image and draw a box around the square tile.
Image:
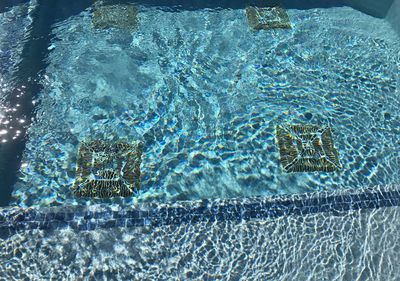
[276,125,341,173]
[73,140,142,198]
[92,4,139,31]
[246,6,291,30]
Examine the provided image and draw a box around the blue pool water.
[6,2,399,207]
[1,1,400,280]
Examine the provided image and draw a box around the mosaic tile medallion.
[72,140,142,198]
[276,125,341,173]
[92,4,139,31]
[245,6,291,30]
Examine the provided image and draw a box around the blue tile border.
[1,185,399,238]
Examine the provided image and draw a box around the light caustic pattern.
[12,6,400,206]
[1,205,400,280]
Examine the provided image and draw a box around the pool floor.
[10,4,400,207]
[2,185,400,280]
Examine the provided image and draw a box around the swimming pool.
[1,0,400,279]
[3,0,399,207]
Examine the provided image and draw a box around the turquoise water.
[1,4,400,279]
[12,5,400,207]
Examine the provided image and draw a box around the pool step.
[72,140,142,198]
[276,124,341,173]
[246,6,291,30]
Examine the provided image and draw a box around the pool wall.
[347,0,394,17]
[387,0,400,36]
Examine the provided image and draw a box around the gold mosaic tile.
[92,4,139,31]
[246,6,291,30]
[72,140,142,198]
[276,125,341,173]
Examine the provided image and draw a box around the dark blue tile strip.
[0,186,399,237]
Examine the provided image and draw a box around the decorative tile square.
[73,140,142,198]
[276,125,341,173]
[92,4,139,31]
[245,6,291,30]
